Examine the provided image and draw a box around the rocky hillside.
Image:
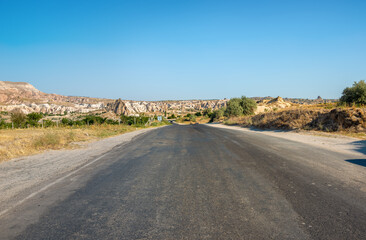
[252,96,337,105]
[0,81,112,114]
[0,81,227,115]
[107,99,227,116]
[0,81,45,104]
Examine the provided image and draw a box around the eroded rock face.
[0,81,45,104]
[106,99,228,115]
[255,96,292,114]
[0,81,228,115]
[0,81,111,114]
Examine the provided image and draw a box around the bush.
[168,114,176,119]
[61,118,73,126]
[340,80,366,106]
[225,98,243,117]
[11,111,26,128]
[82,115,107,125]
[0,118,10,129]
[189,115,197,122]
[210,108,226,122]
[224,96,257,117]
[240,96,257,115]
[105,119,119,125]
[203,108,212,117]
[43,120,55,127]
[27,112,43,126]
[33,133,61,149]
[120,115,149,126]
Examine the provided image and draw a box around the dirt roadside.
[0,127,160,217]
[207,123,366,157]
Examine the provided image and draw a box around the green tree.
[43,119,55,127]
[0,117,7,129]
[225,98,243,117]
[340,80,366,105]
[240,96,257,115]
[61,118,73,126]
[11,111,26,128]
[203,108,212,117]
[209,108,226,122]
[168,114,176,119]
[27,112,43,126]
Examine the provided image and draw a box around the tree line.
[0,112,162,129]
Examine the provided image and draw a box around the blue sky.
[0,0,365,100]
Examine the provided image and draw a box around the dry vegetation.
[224,106,366,138]
[0,124,163,162]
[175,116,211,124]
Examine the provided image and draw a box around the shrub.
[225,98,243,117]
[168,114,176,119]
[340,80,366,105]
[61,118,73,126]
[224,96,257,117]
[210,108,226,122]
[120,115,149,126]
[43,120,55,127]
[240,96,257,115]
[11,111,26,128]
[33,133,61,149]
[189,115,197,122]
[27,112,43,127]
[105,119,119,125]
[203,108,212,117]
[0,118,9,129]
[82,115,107,125]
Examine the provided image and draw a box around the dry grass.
[175,116,210,124]
[223,107,366,139]
[0,124,147,162]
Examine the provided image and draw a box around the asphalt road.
[2,124,366,239]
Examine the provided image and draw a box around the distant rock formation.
[0,81,228,115]
[255,96,292,114]
[0,81,44,104]
[106,99,228,115]
[0,81,111,114]
[316,96,324,103]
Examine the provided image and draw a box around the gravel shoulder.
[0,127,159,217]
[207,123,366,157]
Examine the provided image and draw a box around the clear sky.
[0,0,365,100]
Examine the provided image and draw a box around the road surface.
[1,124,366,239]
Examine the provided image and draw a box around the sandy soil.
[0,127,158,216]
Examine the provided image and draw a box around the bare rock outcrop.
[255,96,292,114]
